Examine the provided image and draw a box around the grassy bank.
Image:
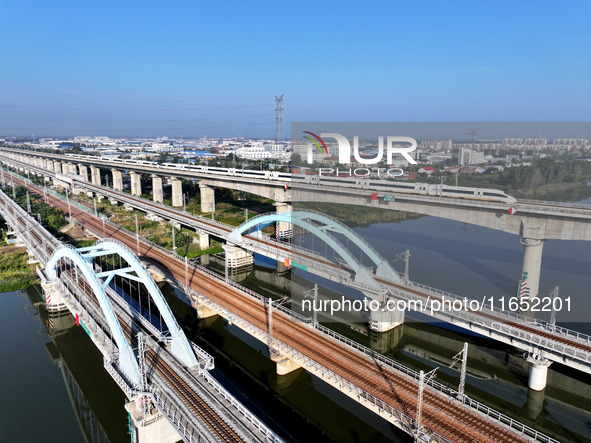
[0,246,38,292]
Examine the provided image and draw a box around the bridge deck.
[1,174,545,441]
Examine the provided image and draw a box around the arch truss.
[46,239,197,386]
[228,210,400,290]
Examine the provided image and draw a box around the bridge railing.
[4,173,561,443]
[198,371,284,442]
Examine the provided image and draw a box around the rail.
[2,175,562,442]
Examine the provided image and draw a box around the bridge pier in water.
[125,397,181,443]
[223,244,254,268]
[271,353,302,375]
[274,202,293,240]
[368,303,405,332]
[519,238,545,304]
[151,174,163,203]
[199,182,215,213]
[526,352,552,391]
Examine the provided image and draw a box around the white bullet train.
[62,153,516,204]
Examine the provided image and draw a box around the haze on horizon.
[1,1,590,139]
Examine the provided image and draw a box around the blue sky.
[0,1,589,137]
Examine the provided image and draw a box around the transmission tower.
[275,95,284,145]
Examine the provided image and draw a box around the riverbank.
[0,246,38,292]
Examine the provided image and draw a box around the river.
[3,199,591,442]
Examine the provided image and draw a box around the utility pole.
[171,222,176,254]
[549,286,559,329]
[135,213,140,255]
[26,191,31,213]
[303,284,319,327]
[274,95,284,146]
[403,250,410,283]
[185,255,189,286]
[93,197,98,217]
[65,189,72,219]
[137,332,150,416]
[415,368,437,441]
[450,342,468,401]
[267,296,289,357]
[393,250,411,284]
[244,208,248,222]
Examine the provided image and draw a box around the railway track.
[3,175,537,441]
[38,175,591,358]
[0,191,247,443]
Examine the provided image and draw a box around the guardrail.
[0,167,570,441]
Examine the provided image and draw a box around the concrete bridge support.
[519,238,545,304]
[223,244,254,268]
[53,161,61,173]
[368,296,405,332]
[151,175,163,203]
[112,169,123,191]
[274,202,293,240]
[68,163,77,175]
[190,299,218,319]
[196,229,209,249]
[130,172,142,196]
[526,353,551,391]
[90,166,101,186]
[78,164,89,182]
[271,353,302,375]
[125,398,181,443]
[171,177,182,207]
[61,162,69,175]
[199,183,215,213]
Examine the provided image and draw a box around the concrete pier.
[196,229,209,249]
[125,398,181,443]
[151,175,163,203]
[224,244,254,268]
[199,182,215,213]
[519,238,545,303]
[90,166,101,186]
[78,164,89,182]
[171,177,182,207]
[112,169,123,191]
[526,353,551,391]
[271,353,302,375]
[368,297,405,332]
[130,172,142,196]
[274,202,293,239]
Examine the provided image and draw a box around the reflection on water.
[0,286,126,443]
[198,212,591,443]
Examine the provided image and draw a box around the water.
[0,286,127,443]
[4,199,591,442]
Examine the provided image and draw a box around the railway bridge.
[4,146,591,303]
[4,166,591,393]
[0,173,561,441]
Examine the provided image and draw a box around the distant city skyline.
[1,1,590,138]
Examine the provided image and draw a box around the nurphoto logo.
[302,132,418,165]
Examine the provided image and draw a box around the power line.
[0,113,274,123]
[0,103,273,112]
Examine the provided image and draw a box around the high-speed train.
[62,153,516,204]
